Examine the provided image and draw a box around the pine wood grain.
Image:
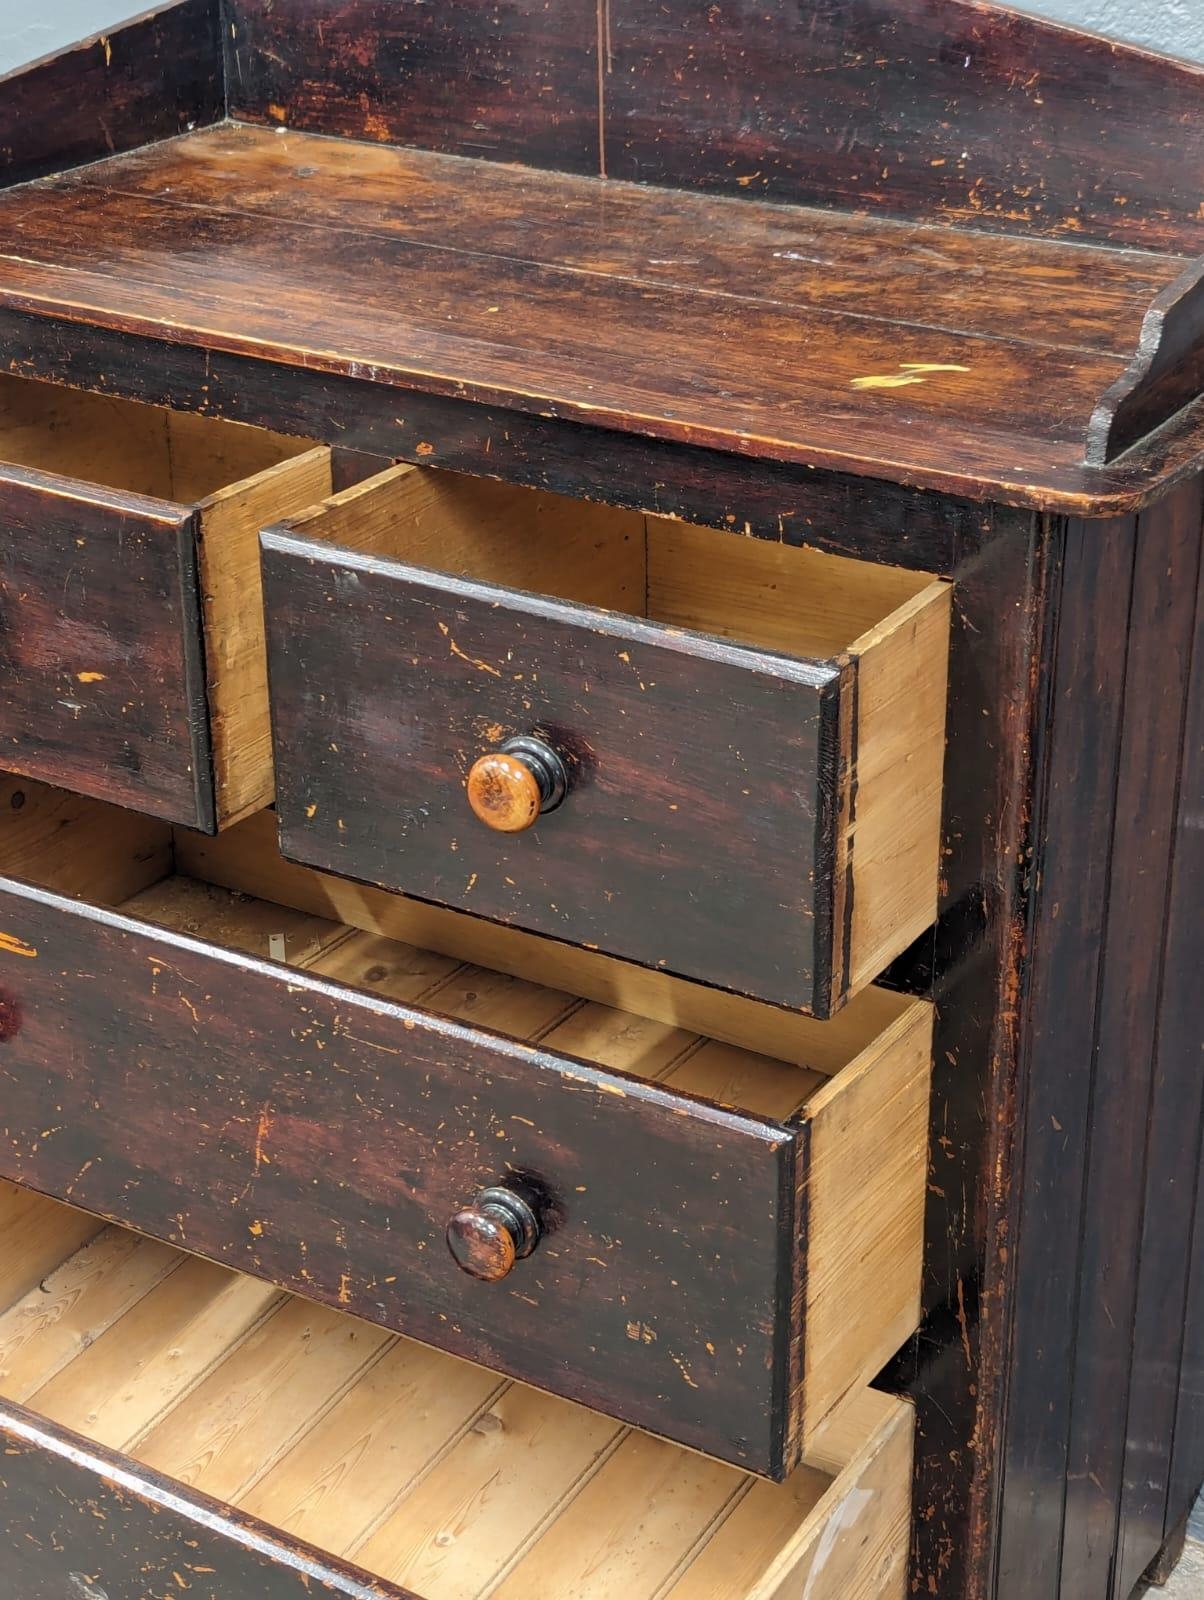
[0,775,170,906]
[190,444,333,824]
[174,806,920,1071]
[0,1190,913,1600]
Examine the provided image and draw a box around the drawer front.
[0,465,213,829]
[0,1403,401,1600]
[0,876,798,1474]
[263,537,846,1014]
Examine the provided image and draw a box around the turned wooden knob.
[466,736,567,834]
[446,1184,542,1282]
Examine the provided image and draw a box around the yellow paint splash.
[0,932,37,958]
[851,373,928,390]
[76,671,107,684]
[852,362,970,391]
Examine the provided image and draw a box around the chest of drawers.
[0,3,1201,1598]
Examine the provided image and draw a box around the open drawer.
[261,466,951,1015]
[0,375,330,831]
[0,1185,913,1600]
[0,787,931,1480]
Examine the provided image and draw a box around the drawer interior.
[0,373,308,502]
[282,460,944,665]
[0,1182,912,1599]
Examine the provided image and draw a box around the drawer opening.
[0,780,932,1477]
[282,460,943,670]
[0,374,332,830]
[263,464,952,1012]
[0,1183,914,1599]
[0,373,308,505]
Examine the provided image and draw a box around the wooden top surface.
[0,121,1199,508]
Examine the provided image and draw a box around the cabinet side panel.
[995,511,1140,1600]
[1058,479,1203,1600]
[887,506,1046,1600]
[0,0,224,191]
[1116,485,1204,1599]
[996,475,1204,1600]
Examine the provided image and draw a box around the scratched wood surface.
[995,482,1204,1600]
[0,465,212,828]
[0,873,797,1475]
[0,121,1199,507]
[0,861,931,1478]
[262,529,841,1013]
[0,1402,411,1600]
[0,0,223,192]
[224,0,1204,256]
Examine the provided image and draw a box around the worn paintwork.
[262,534,843,1015]
[0,463,214,829]
[0,874,802,1476]
[0,1401,410,1600]
[0,2,1201,1597]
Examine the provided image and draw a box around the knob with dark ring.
[446,1183,542,1282]
[465,736,568,834]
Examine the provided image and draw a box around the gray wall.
[1025,0,1204,58]
[0,0,1202,75]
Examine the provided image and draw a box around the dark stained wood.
[221,0,1204,256]
[992,478,1204,1600]
[0,874,802,1476]
[1057,481,1202,1600]
[1143,1513,1190,1589]
[0,125,1198,505]
[226,0,600,174]
[0,464,214,830]
[1171,1168,1204,1558]
[262,533,844,1014]
[0,0,223,191]
[0,310,995,570]
[0,8,1200,1591]
[0,161,1125,492]
[602,0,1204,255]
[0,1400,410,1600]
[993,509,1139,1600]
[879,503,1051,1600]
[1091,261,1204,464]
[58,123,1191,361]
[1115,493,1204,1600]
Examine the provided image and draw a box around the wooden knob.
[466,736,567,834]
[446,1185,541,1282]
